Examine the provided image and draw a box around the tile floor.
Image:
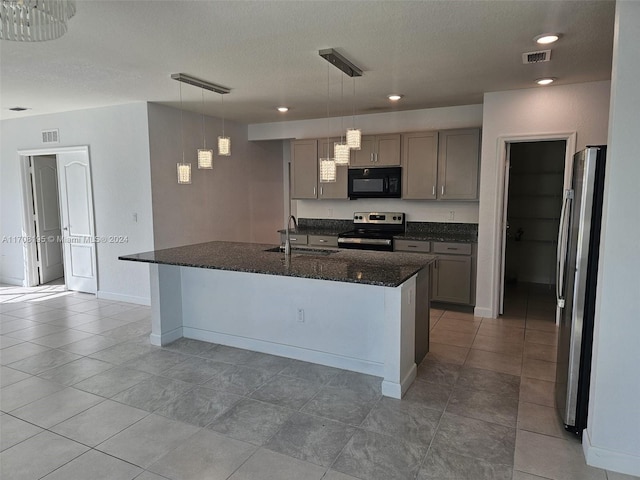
[0,282,637,480]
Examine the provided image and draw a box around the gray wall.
[147,103,284,250]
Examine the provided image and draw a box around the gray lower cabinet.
[431,241,475,305]
[279,233,308,246]
[308,234,338,247]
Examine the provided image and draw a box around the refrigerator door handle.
[556,189,574,308]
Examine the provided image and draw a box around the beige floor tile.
[517,402,574,439]
[524,342,558,362]
[430,328,476,348]
[434,316,482,334]
[522,358,556,381]
[525,318,558,332]
[514,430,606,480]
[520,377,555,407]
[525,330,558,346]
[482,316,526,329]
[427,343,469,365]
[465,349,522,376]
[472,334,524,357]
[478,324,525,342]
[441,310,483,321]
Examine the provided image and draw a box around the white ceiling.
[0,0,615,124]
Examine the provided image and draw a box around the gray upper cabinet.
[351,134,401,167]
[291,139,318,199]
[437,128,480,200]
[317,138,348,199]
[402,131,438,199]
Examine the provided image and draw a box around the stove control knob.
[393,216,397,220]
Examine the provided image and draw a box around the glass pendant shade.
[197,149,213,169]
[319,158,337,183]
[334,142,350,166]
[346,128,362,150]
[218,136,231,156]
[0,0,76,42]
[177,163,192,184]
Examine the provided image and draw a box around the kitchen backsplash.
[297,218,353,231]
[406,221,478,240]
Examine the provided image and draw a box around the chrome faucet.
[284,215,297,256]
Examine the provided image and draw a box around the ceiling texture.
[0,0,615,124]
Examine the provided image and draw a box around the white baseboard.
[0,276,24,286]
[98,290,150,306]
[382,363,417,400]
[474,306,494,318]
[583,428,640,476]
[149,327,183,346]
[182,327,385,378]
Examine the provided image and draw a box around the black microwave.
[348,167,402,199]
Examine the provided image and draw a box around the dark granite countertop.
[393,233,477,243]
[119,241,435,287]
[277,227,349,236]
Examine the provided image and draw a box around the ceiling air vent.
[42,129,59,144]
[522,50,552,64]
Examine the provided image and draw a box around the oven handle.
[338,237,393,246]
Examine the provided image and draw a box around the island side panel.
[415,267,430,365]
[149,264,184,346]
[179,266,387,376]
[381,276,417,399]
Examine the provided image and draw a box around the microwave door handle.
[383,177,389,192]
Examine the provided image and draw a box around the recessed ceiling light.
[534,33,560,45]
[277,106,289,113]
[536,77,556,86]
[388,94,403,101]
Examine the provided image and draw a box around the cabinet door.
[317,138,348,199]
[432,255,472,304]
[351,136,376,167]
[437,128,480,200]
[402,131,438,199]
[375,134,401,166]
[291,139,318,199]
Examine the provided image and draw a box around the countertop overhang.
[119,241,435,287]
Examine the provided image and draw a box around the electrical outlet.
[297,308,305,323]
[448,210,455,221]
[327,208,333,218]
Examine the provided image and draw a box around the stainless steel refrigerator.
[555,145,607,436]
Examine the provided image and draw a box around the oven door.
[337,235,394,251]
[348,167,401,199]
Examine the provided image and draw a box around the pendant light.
[176,81,191,184]
[319,64,336,183]
[217,93,231,156]
[197,88,213,169]
[346,77,361,150]
[334,74,350,166]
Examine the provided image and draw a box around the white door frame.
[17,146,95,289]
[493,132,576,317]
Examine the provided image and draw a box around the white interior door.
[499,145,512,315]
[57,150,98,294]
[32,155,64,284]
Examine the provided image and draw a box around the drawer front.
[394,239,431,253]
[308,235,338,247]
[280,233,308,245]
[432,242,472,255]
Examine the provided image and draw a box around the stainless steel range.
[338,212,405,251]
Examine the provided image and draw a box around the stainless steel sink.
[264,247,337,256]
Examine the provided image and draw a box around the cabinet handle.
[447,247,458,250]
[375,153,379,163]
[441,185,445,196]
[290,238,297,241]
[432,186,435,196]
[370,153,374,163]
[408,245,417,248]
[319,239,327,243]
[313,187,316,196]
[320,186,323,196]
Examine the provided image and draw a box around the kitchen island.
[120,241,435,398]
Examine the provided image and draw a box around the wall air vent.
[41,129,60,144]
[522,50,552,64]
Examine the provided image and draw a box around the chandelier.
[0,0,76,42]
